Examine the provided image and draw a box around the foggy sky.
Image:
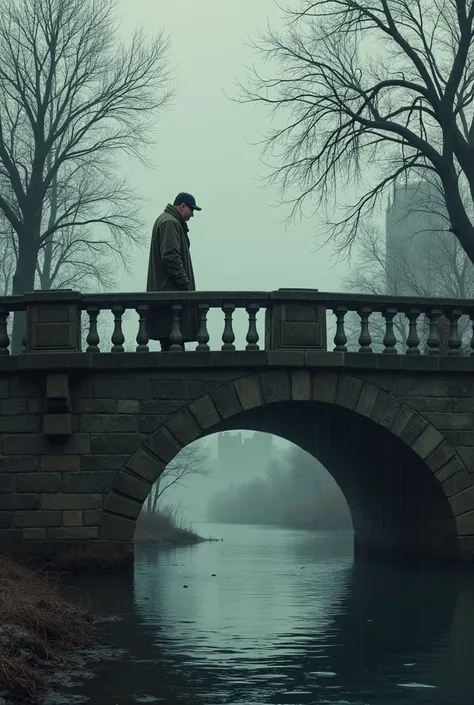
[118,0,345,296]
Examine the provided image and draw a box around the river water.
[60,523,474,705]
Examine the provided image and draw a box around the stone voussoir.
[450,487,474,517]
[355,382,379,418]
[188,394,222,429]
[103,493,142,520]
[145,427,182,463]
[100,513,136,541]
[233,375,263,410]
[165,407,201,446]
[125,448,165,485]
[410,425,444,460]
[335,376,363,411]
[113,472,151,502]
[370,390,402,430]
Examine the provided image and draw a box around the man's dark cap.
[174,192,202,211]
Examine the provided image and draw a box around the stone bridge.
[1,288,474,569]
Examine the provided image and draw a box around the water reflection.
[66,524,474,705]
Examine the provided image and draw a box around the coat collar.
[165,204,189,234]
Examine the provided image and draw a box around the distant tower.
[385,179,447,295]
[215,431,274,484]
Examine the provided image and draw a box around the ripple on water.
[56,525,474,705]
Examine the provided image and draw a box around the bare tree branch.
[145,443,211,514]
[239,0,474,263]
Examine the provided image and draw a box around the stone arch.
[100,370,474,563]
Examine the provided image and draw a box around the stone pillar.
[265,289,327,350]
[24,289,82,353]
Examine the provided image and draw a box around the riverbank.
[0,554,95,703]
[134,507,205,546]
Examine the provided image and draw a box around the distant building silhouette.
[215,431,275,484]
[385,180,447,295]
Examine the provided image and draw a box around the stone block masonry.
[0,356,473,567]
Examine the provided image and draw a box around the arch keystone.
[291,369,311,401]
[260,370,290,404]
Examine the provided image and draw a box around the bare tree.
[0,0,172,350]
[145,442,211,514]
[241,1,474,263]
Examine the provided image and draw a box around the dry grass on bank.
[134,506,203,545]
[0,554,95,702]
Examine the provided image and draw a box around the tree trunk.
[152,477,161,512]
[40,235,54,289]
[39,166,57,290]
[11,236,39,354]
[441,170,474,266]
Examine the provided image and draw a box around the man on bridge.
[146,192,202,351]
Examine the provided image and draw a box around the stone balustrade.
[0,288,472,356]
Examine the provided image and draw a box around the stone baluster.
[382,307,397,354]
[447,309,463,356]
[246,303,260,350]
[196,303,210,352]
[405,308,421,354]
[86,306,100,353]
[426,306,442,355]
[333,305,348,352]
[0,307,10,355]
[111,305,125,353]
[136,305,150,353]
[169,304,184,351]
[222,303,236,351]
[358,305,373,353]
